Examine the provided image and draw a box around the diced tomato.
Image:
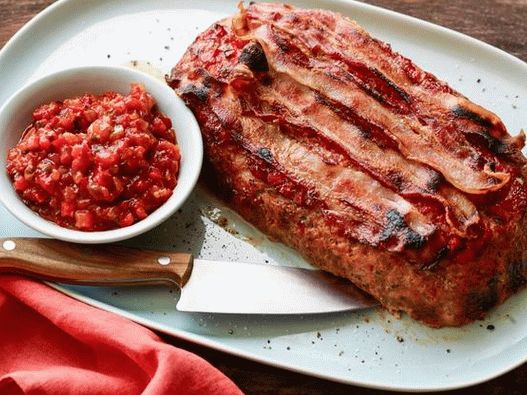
[87,117,113,143]
[119,212,134,227]
[6,84,180,231]
[94,148,119,169]
[59,146,73,165]
[75,210,95,230]
[33,102,61,121]
[26,134,40,151]
[61,201,75,218]
[13,176,28,192]
[57,109,76,131]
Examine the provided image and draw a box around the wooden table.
[1,1,526,393]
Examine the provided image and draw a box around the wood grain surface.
[1,1,526,394]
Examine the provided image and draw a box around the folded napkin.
[0,275,242,395]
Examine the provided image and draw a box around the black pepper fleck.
[396,336,404,343]
[446,349,451,353]
[164,45,170,50]
[477,78,481,83]
[286,346,290,350]
[228,329,234,335]
[487,324,495,331]
[106,54,111,59]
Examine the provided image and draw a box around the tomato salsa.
[6,84,181,231]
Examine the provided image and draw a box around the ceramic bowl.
[0,65,203,243]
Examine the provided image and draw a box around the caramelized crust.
[169,2,527,327]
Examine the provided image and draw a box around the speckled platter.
[1,0,526,391]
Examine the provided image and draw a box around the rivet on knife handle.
[0,238,194,288]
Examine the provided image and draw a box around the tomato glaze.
[6,84,180,231]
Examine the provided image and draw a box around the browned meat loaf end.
[168,2,527,327]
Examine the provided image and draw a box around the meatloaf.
[168,2,527,327]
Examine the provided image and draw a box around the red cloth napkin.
[0,275,243,395]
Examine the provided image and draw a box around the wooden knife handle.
[0,238,193,288]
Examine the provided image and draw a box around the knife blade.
[0,237,378,314]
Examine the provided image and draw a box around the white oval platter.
[0,0,526,391]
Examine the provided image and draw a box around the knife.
[0,237,378,314]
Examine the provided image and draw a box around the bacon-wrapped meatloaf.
[168,2,527,327]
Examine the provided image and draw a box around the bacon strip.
[241,7,512,194]
[237,115,435,248]
[239,73,437,193]
[242,3,511,143]
[234,71,479,235]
